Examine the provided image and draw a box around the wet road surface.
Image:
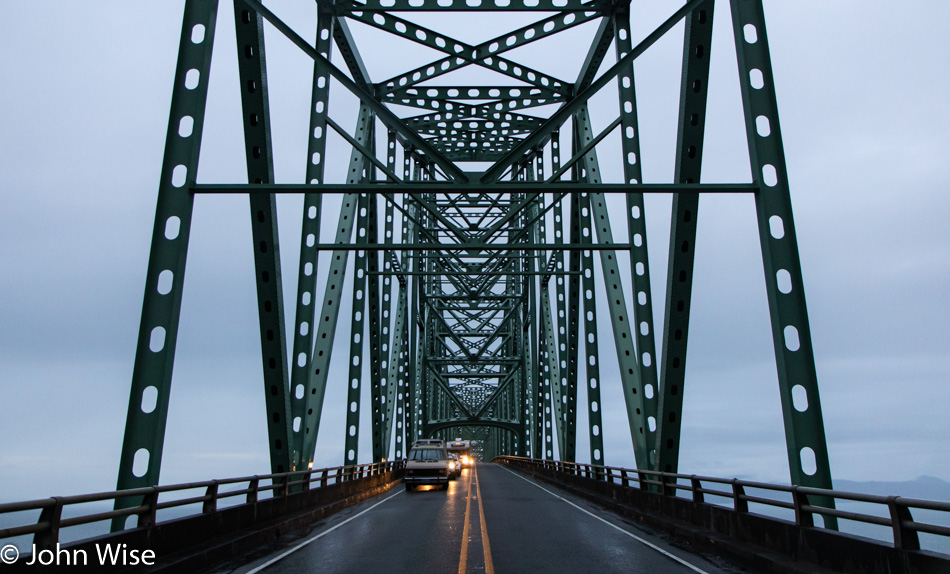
[211,463,746,573]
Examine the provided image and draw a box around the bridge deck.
[210,464,742,573]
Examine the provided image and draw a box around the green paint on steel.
[119,0,836,524]
[113,0,220,533]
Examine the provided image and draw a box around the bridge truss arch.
[114,0,837,528]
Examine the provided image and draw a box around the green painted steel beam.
[191,183,759,194]
[579,193,605,466]
[480,0,704,183]
[293,109,371,469]
[113,0,220,532]
[288,4,334,473]
[240,0,469,182]
[575,104,656,471]
[730,0,836,525]
[343,192,370,466]
[655,0,714,478]
[127,0,837,497]
[233,3,295,478]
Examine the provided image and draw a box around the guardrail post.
[302,470,312,492]
[34,497,64,550]
[620,469,630,488]
[888,496,920,550]
[689,476,703,503]
[661,473,675,497]
[138,487,159,528]
[321,469,329,489]
[791,485,812,527]
[637,471,647,490]
[336,467,344,484]
[247,477,260,504]
[203,481,219,513]
[732,479,749,514]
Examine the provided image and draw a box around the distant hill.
[834,475,950,501]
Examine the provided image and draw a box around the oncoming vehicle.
[404,445,450,491]
[447,440,473,467]
[447,453,461,479]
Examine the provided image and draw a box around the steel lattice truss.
[114,0,838,528]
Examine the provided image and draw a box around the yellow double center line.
[458,466,494,574]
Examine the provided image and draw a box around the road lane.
[217,466,484,574]
[211,463,744,574]
[477,464,741,573]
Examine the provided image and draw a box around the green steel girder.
[288,3,334,471]
[113,0,220,532]
[481,0,704,183]
[655,0,714,477]
[527,194,543,458]
[426,419,521,437]
[233,3,294,477]
[294,108,373,470]
[367,192,392,463]
[730,0,836,521]
[561,191,581,462]
[612,10,663,469]
[387,85,562,102]
[574,105,655,470]
[125,0,836,513]
[343,0,612,11]
[343,192,370,466]
[578,193,605,466]
[353,9,593,96]
[242,0,469,182]
[330,16,373,91]
[379,134,402,460]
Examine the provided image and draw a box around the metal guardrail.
[0,460,404,549]
[494,456,950,552]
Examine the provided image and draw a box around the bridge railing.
[494,456,950,553]
[0,460,404,551]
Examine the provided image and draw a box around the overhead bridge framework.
[115,0,836,528]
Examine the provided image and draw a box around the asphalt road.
[211,463,746,573]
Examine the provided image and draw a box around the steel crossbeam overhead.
[116,0,838,530]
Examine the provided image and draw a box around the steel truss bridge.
[114,0,838,526]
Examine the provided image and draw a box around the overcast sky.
[2,1,949,502]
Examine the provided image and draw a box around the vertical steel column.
[563,190,582,462]
[545,129,562,461]
[288,4,334,469]
[531,193,545,458]
[540,286,559,460]
[343,193,370,465]
[233,1,294,478]
[574,104,654,470]
[367,193,389,462]
[295,106,373,468]
[388,285,408,458]
[523,169,539,458]
[551,197,568,459]
[114,0,219,530]
[579,194,605,466]
[614,8,661,471]
[730,0,836,523]
[656,0,714,476]
[407,192,423,444]
[381,131,401,459]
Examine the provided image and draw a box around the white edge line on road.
[500,466,711,574]
[245,489,403,574]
